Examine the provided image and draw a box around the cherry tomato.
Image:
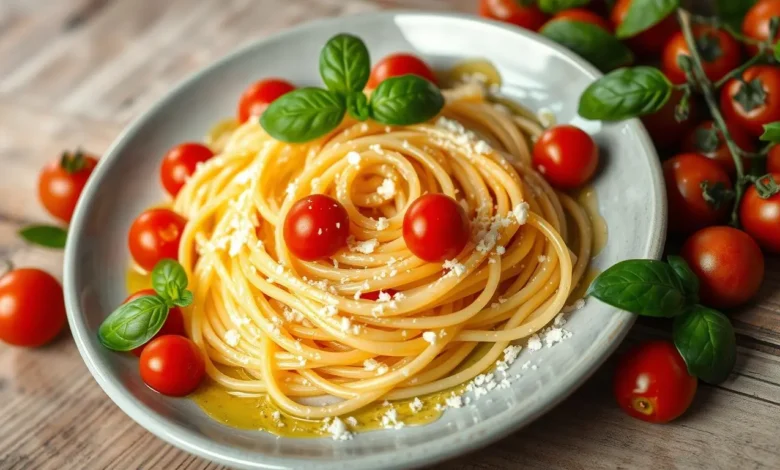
[742,0,780,55]
[284,195,350,261]
[662,26,741,85]
[663,153,733,235]
[721,65,780,137]
[532,125,599,189]
[237,78,295,123]
[160,143,213,197]
[139,335,205,397]
[681,226,765,308]
[546,8,612,32]
[403,194,470,262]
[740,173,780,253]
[360,289,399,301]
[768,146,780,173]
[0,268,66,347]
[641,89,699,151]
[478,0,547,32]
[124,289,187,356]
[128,208,187,271]
[611,0,679,57]
[682,120,755,177]
[38,150,98,223]
[367,53,438,89]
[613,340,697,423]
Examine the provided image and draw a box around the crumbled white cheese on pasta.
[349,237,379,254]
[377,178,396,199]
[513,202,530,225]
[224,329,240,347]
[422,331,437,344]
[346,151,361,165]
[326,417,353,440]
[410,397,424,413]
[376,217,389,230]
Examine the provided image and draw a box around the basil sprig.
[260,34,444,143]
[98,259,193,351]
[541,19,633,72]
[19,225,68,249]
[615,0,678,39]
[578,67,672,121]
[537,0,590,14]
[587,256,737,385]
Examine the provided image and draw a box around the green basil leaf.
[578,67,672,120]
[538,0,590,13]
[319,33,371,93]
[172,290,194,308]
[151,259,189,304]
[260,88,346,143]
[718,0,758,30]
[774,40,780,62]
[370,75,445,125]
[667,255,699,303]
[616,0,678,39]
[346,92,370,121]
[18,225,68,249]
[98,296,170,351]
[673,305,736,384]
[760,122,780,142]
[586,259,691,317]
[541,20,633,72]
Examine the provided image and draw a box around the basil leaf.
[718,0,758,30]
[616,0,678,39]
[760,122,780,142]
[578,67,672,121]
[586,259,691,317]
[151,259,189,304]
[370,75,445,125]
[98,296,170,351]
[319,33,371,94]
[541,20,633,72]
[667,255,699,303]
[18,225,67,249]
[260,88,346,143]
[673,305,736,384]
[172,290,194,308]
[538,0,590,14]
[346,92,370,121]
[775,40,780,62]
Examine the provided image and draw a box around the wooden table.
[0,1,778,468]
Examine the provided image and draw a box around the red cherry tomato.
[613,340,697,423]
[611,0,679,56]
[160,143,214,197]
[546,8,612,31]
[38,150,98,223]
[403,194,470,262]
[124,289,187,356]
[663,153,733,235]
[662,26,741,85]
[681,226,765,308]
[237,78,295,123]
[284,195,350,261]
[641,89,700,152]
[768,146,780,173]
[360,289,399,301]
[128,208,187,271]
[740,173,780,253]
[742,0,780,55]
[367,53,438,89]
[682,120,755,177]
[532,125,599,189]
[0,268,66,347]
[139,335,205,397]
[478,0,547,32]
[721,65,780,137]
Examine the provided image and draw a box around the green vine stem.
[713,53,766,89]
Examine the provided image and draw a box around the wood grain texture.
[0,1,778,469]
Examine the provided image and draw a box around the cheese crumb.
[513,202,530,225]
[377,178,396,199]
[381,408,405,429]
[346,151,361,165]
[345,416,358,427]
[474,140,492,154]
[376,217,390,230]
[410,397,423,413]
[350,237,379,254]
[527,334,543,351]
[445,393,464,408]
[422,331,437,344]
[224,329,240,347]
[327,417,353,440]
[443,259,466,277]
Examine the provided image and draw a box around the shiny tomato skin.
[682,120,755,177]
[0,268,66,347]
[237,78,295,123]
[613,340,697,423]
[662,26,741,85]
[742,0,780,55]
[547,8,612,31]
[367,53,438,89]
[284,195,350,261]
[403,194,470,262]
[139,335,205,397]
[128,209,187,271]
[663,153,733,235]
[611,0,679,56]
[160,143,214,197]
[681,226,765,308]
[721,65,780,137]
[124,289,187,356]
[769,146,780,173]
[641,89,699,152]
[740,173,780,253]
[533,125,599,189]
[38,152,98,223]
[478,0,548,32]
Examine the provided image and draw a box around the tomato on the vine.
[663,153,733,234]
[284,194,350,261]
[0,268,66,347]
[641,89,699,151]
[613,340,697,423]
[403,194,470,263]
[367,53,438,89]
[533,125,599,189]
[742,0,780,55]
[721,65,780,137]
[682,120,755,177]
[662,26,741,85]
[681,226,765,308]
[740,173,780,253]
[160,143,214,197]
[124,289,187,356]
[478,0,547,32]
[38,150,98,223]
[610,0,679,56]
[128,208,187,271]
[237,78,295,123]
[547,8,612,32]
[139,335,205,397]
[769,146,780,173]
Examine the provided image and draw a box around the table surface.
[1,1,779,469]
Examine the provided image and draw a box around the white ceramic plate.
[64,11,666,470]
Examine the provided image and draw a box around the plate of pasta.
[64,11,665,470]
